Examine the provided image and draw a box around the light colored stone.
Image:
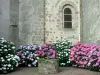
[45,0,80,45]
[1,0,100,46]
[82,0,100,44]
[38,59,59,74]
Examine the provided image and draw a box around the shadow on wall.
[9,25,19,48]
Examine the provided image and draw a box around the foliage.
[0,38,20,74]
[35,44,57,59]
[70,41,100,71]
[16,45,40,67]
[54,39,73,67]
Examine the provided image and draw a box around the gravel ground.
[1,67,100,75]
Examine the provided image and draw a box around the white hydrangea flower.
[8,64,11,67]
[7,59,10,61]
[14,55,20,61]
[36,57,39,60]
[68,49,70,51]
[1,47,4,49]
[23,61,25,63]
[12,58,15,60]
[63,63,65,65]
[10,55,13,57]
[2,59,5,62]
[69,59,71,61]
[28,64,31,67]
[5,56,8,58]
[12,46,15,49]
[7,68,9,70]
[26,51,29,53]
[1,38,4,40]
[66,53,68,56]
[1,57,3,59]
[22,56,25,58]
[68,61,70,63]
[10,42,14,44]
[4,49,7,51]
[11,68,13,70]
[8,49,11,50]
[4,45,7,47]
[3,65,6,67]
[2,67,6,70]
[16,63,19,67]
[8,54,10,56]
[31,59,34,61]
[1,38,4,43]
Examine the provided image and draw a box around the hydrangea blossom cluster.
[35,44,57,59]
[70,41,100,71]
[70,41,91,68]
[0,54,20,74]
[54,39,72,67]
[0,38,20,74]
[16,45,40,67]
[88,46,100,71]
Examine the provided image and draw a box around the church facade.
[0,0,100,46]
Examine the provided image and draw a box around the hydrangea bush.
[54,39,73,67]
[88,46,100,71]
[70,41,100,71]
[16,45,40,67]
[35,44,57,59]
[0,38,20,74]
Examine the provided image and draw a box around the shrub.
[16,45,40,67]
[0,38,20,74]
[70,41,100,71]
[54,39,72,67]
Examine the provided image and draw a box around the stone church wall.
[0,0,10,40]
[45,0,80,44]
[82,0,100,45]
[0,0,19,46]
[18,0,45,45]
[1,0,100,46]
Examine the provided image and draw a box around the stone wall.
[9,0,19,46]
[2,0,100,46]
[0,0,19,46]
[19,0,45,45]
[0,0,10,40]
[45,0,80,45]
[82,0,100,45]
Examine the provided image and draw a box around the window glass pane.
[64,8,72,14]
[64,15,72,21]
[64,22,72,28]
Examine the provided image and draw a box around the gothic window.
[63,8,72,28]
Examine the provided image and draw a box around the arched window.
[63,8,72,28]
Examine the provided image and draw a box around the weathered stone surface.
[0,0,10,40]
[1,0,100,46]
[45,0,81,45]
[38,59,59,74]
[82,0,100,44]
[18,0,45,45]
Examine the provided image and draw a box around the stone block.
[38,59,59,74]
